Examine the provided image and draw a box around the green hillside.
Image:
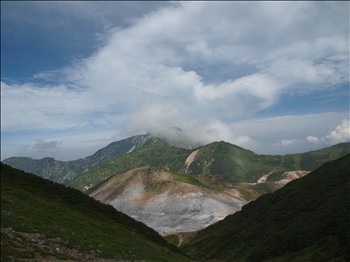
[187,141,350,183]
[71,141,350,192]
[69,137,191,191]
[183,154,350,261]
[0,163,191,261]
[187,141,270,183]
[4,135,349,194]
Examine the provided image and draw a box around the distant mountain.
[4,135,349,191]
[182,154,350,261]
[3,134,151,184]
[0,163,190,261]
[70,137,191,191]
[187,141,350,183]
[69,139,350,192]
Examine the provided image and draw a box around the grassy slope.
[188,142,350,183]
[0,163,191,261]
[183,154,350,262]
[188,141,269,183]
[70,138,191,191]
[72,141,349,192]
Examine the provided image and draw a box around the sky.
[1,1,349,161]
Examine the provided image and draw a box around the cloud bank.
[1,1,349,159]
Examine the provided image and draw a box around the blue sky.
[1,1,349,160]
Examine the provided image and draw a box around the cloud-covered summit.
[1,1,349,160]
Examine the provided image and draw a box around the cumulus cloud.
[306,136,320,144]
[322,119,350,144]
[1,1,349,159]
[276,118,349,153]
[279,139,302,147]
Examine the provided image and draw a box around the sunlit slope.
[90,166,246,236]
[69,137,191,191]
[182,154,350,261]
[187,141,350,183]
[4,135,349,195]
[0,163,191,262]
[71,140,350,192]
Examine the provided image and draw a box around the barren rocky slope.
[91,166,246,236]
[90,165,311,236]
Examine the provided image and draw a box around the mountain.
[70,140,349,192]
[0,163,191,261]
[90,166,247,236]
[186,141,350,183]
[182,154,350,261]
[69,137,191,191]
[4,135,349,191]
[3,137,349,237]
[3,134,151,184]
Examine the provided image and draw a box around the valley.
[3,135,350,236]
[1,136,349,261]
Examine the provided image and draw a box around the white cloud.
[306,136,320,144]
[279,139,302,147]
[322,119,350,144]
[1,2,349,160]
[19,139,62,159]
[274,118,349,153]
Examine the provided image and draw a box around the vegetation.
[2,134,151,184]
[187,141,350,184]
[69,137,191,191]
[4,134,349,194]
[182,154,350,261]
[73,140,349,192]
[1,163,191,261]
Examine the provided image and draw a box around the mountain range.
[3,135,350,235]
[2,152,349,261]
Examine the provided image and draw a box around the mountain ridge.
[3,134,151,184]
[3,136,349,194]
[3,136,350,257]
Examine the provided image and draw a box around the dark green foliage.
[183,155,350,261]
[1,163,191,261]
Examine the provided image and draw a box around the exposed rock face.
[184,149,199,172]
[91,167,246,236]
[256,170,310,186]
[275,170,310,186]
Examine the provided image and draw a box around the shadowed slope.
[183,154,350,261]
[1,163,191,261]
